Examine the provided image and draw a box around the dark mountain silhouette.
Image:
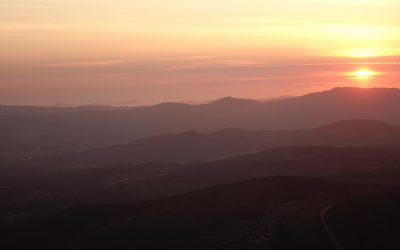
[6,119,400,177]
[1,87,400,157]
[64,146,400,203]
[3,146,400,216]
[4,176,400,250]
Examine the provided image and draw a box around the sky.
[1,0,400,106]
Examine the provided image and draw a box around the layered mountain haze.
[4,119,400,178]
[1,87,400,157]
[2,88,400,249]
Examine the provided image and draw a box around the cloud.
[38,60,127,68]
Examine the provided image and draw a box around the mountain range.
[3,145,400,218]
[3,119,400,177]
[3,87,400,249]
[2,87,400,157]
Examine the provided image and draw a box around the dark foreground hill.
[4,119,400,177]
[3,146,400,217]
[3,176,400,250]
[2,87,400,156]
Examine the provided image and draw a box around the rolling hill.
[3,145,400,216]
[4,176,399,250]
[5,119,400,177]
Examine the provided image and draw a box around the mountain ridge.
[6,119,400,177]
[2,87,400,157]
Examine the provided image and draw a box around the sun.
[349,69,379,80]
[355,70,374,78]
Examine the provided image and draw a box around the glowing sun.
[350,69,379,80]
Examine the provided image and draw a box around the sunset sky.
[1,0,400,106]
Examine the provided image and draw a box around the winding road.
[320,203,344,250]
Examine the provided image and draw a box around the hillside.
[4,176,399,250]
[6,119,400,177]
[3,145,400,216]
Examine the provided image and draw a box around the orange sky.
[1,0,400,105]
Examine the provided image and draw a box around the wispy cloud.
[38,60,127,68]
